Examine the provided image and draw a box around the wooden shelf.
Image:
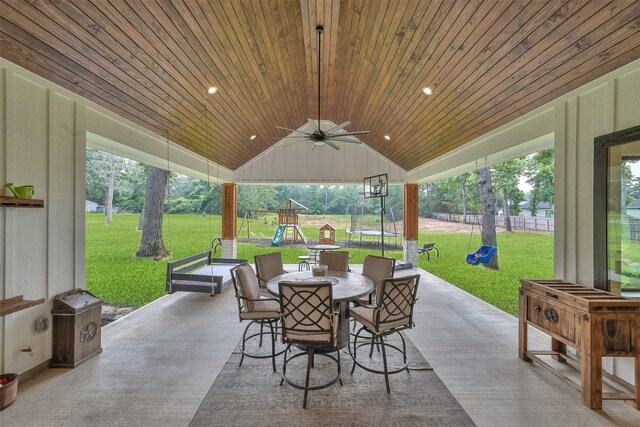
[0,196,44,208]
[0,295,46,317]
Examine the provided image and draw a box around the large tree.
[105,159,117,224]
[136,166,171,260]
[477,167,499,270]
[459,172,473,223]
[493,158,525,232]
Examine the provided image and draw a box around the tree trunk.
[503,187,512,232]
[477,168,499,270]
[136,167,170,260]
[461,179,468,224]
[105,160,116,224]
[137,211,144,231]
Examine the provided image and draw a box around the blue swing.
[466,245,497,266]
[465,159,497,266]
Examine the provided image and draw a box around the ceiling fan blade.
[271,135,310,139]
[332,130,370,136]
[275,126,312,135]
[327,138,362,144]
[324,140,341,150]
[307,118,319,132]
[326,120,352,134]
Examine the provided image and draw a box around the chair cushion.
[235,264,261,311]
[362,255,394,286]
[255,253,285,284]
[350,305,409,334]
[239,299,280,320]
[318,251,349,272]
[283,313,338,344]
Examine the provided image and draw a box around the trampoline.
[346,229,403,247]
[166,252,247,295]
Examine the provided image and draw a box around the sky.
[518,159,639,195]
[518,176,532,193]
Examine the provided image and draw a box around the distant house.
[519,201,554,217]
[628,198,640,219]
[85,200,98,213]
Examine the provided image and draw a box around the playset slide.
[271,225,286,247]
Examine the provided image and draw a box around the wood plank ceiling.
[1,0,639,171]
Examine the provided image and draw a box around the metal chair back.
[278,281,335,345]
[363,255,395,285]
[231,264,261,313]
[255,252,286,286]
[373,274,420,332]
[318,251,349,272]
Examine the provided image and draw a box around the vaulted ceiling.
[1,0,639,171]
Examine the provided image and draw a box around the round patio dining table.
[266,270,373,350]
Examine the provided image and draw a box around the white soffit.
[408,108,555,184]
[87,129,233,183]
[233,120,407,184]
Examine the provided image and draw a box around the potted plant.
[0,373,18,411]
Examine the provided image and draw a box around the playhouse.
[319,224,336,244]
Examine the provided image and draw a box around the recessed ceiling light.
[384,135,391,140]
[207,86,218,94]
[422,87,433,95]
[249,135,256,140]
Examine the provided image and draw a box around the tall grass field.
[86,213,553,315]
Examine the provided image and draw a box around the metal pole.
[380,195,385,257]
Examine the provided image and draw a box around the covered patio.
[3,266,639,426]
[1,1,640,425]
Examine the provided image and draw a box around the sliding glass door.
[594,126,640,294]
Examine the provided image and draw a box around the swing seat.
[466,245,497,266]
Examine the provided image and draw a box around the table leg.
[518,289,530,361]
[631,316,640,410]
[581,316,602,410]
[336,301,350,350]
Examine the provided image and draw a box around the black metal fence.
[627,218,640,241]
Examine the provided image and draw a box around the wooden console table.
[519,279,640,410]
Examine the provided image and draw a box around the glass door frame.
[593,125,640,291]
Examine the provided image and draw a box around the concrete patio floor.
[1,266,639,426]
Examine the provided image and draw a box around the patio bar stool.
[297,255,311,271]
[231,264,285,372]
[278,280,342,408]
[349,274,420,393]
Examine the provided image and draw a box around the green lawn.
[86,213,553,316]
[417,232,554,315]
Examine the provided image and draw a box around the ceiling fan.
[275,26,369,150]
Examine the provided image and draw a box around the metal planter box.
[50,289,102,368]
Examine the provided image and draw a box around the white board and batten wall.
[0,60,85,374]
[233,127,407,185]
[0,59,232,375]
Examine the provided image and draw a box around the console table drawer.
[526,294,575,343]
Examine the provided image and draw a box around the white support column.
[222,239,237,259]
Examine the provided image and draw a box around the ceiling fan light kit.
[275,25,369,150]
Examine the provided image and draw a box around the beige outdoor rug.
[190,331,475,426]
